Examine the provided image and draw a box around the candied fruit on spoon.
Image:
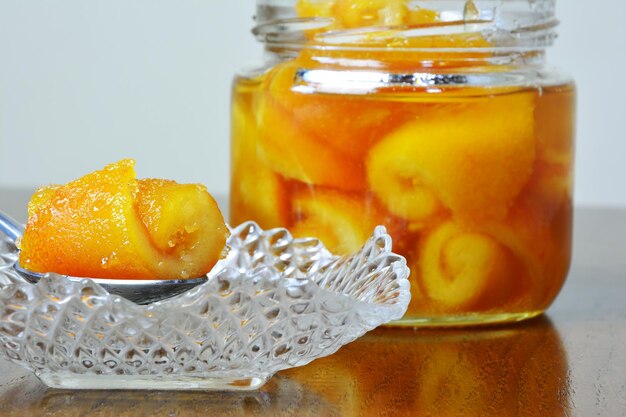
[18,159,229,280]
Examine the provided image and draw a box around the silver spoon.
[0,209,208,305]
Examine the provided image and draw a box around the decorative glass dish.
[0,221,410,391]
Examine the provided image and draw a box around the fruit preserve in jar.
[230,0,575,326]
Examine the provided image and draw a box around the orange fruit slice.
[257,64,367,191]
[367,92,536,227]
[291,190,377,254]
[19,159,229,280]
[230,92,290,228]
[418,220,517,310]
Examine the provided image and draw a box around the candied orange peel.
[230,1,575,320]
[19,159,229,280]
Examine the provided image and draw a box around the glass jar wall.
[230,0,575,326]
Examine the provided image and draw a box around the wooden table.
[1,189,625,416]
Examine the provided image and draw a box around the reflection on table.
[0,317,567,416]
[284,316,568,417]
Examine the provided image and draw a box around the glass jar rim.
[253,0,559,52]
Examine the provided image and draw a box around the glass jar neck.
[262,44,547,71]
[254,0,558,65]
[259,48,549,94]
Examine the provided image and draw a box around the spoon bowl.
[0,209,208,304]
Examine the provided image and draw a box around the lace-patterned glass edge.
[0,222,410,390]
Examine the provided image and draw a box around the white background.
[1,0,624,207]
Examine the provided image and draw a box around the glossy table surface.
[0,189,625,417]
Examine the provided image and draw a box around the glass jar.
[230,0,575,326]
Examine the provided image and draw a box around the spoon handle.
[0,209,25,243]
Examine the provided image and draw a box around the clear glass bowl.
[0,222,410,391]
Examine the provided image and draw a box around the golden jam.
[230,1,575,326]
